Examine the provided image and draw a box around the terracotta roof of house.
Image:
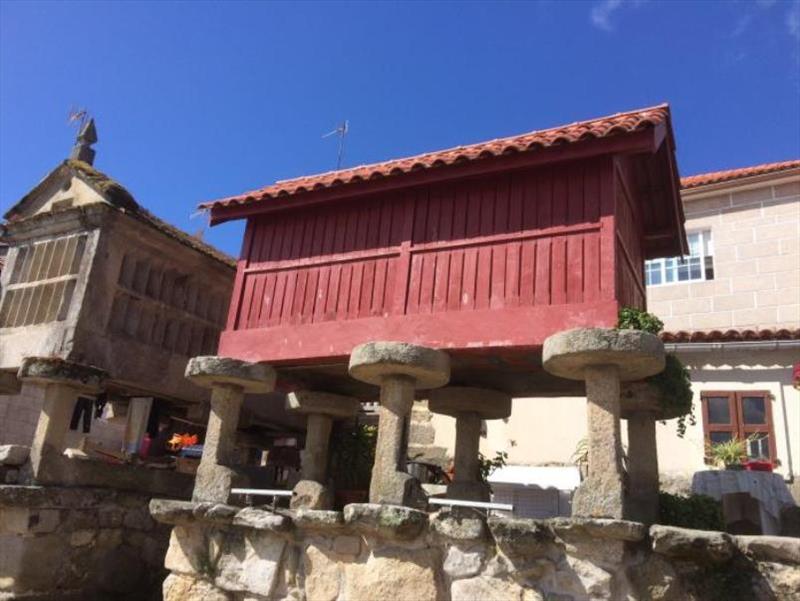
[680,160,800,190]
[661,328,800,343]
[202,104,672,211]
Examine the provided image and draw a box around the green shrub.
[617,307,664,335]
[330,423,377,490]
[658,492,725,531]
[478,450,508,483]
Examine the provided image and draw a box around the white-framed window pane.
[689,256,702,280]
[664,258,677,283]
[677,258,690,281]
[687,232,702,257]
[704,233,713,257]
[646,261,662,286]
[645,230,714,287]
[704,255,715,280]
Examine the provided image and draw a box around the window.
[645,230,714,286]
[0,234,87,328]
[107,252,225,356]
[701,391,776,461]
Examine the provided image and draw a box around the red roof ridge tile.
[202,103,671,211]
[680,159,800,190]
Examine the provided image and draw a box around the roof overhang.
[681,167,800,201]
[208,123,682,242]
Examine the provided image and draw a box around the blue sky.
[2,0,799,257]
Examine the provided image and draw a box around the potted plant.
[329,422,377,508]
[706,437,748,470]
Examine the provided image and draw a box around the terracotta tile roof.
[202,104,671,211]
[661,328,800,343]
[680,160,800,190]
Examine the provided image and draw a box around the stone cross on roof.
[69,118,98,165]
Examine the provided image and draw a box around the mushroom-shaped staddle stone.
[427,387,512,420]
[18,357,107,394]
[542,328,665,382]
[348,342,450,388]
[286,391,362,419]
[185,356,276,393]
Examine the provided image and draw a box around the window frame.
[701,391,777,463]
[0,234,87,328]
[645,230,714,287]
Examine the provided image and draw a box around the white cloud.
[731,14,752,37]
[788,2,800,40]
[591,0,624,32]
[590,0,647,32]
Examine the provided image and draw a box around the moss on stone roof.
[66,160,235,268]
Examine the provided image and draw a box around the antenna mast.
[322,120,349,170]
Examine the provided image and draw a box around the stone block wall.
[0,485,173,600]
[151,500,800,601]
[0,384,44,447]
[0,382,126,450]
[648,179,799,332]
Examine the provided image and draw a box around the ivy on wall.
[618,307,695,437]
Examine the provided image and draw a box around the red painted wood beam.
[217,300,620,366]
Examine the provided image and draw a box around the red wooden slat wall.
[613,158,647,311]
[230,158,621,333]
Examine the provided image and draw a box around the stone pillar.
[185,356,276,503]
[0,371,21,395]
[626,412,659,524]
[453,413,482,491]
[621,381,672,524]
[349,342,450,507]
[427,386,512,502]
[543,328,665,519]
[16,357,107,484]
[303,414,333,483]
[582,365,626,518]
[374,375,415,494]
[286,390,361,509]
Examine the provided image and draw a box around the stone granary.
[150,105,800,601]
[0,122,238,600]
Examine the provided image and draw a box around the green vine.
[617,307,695,437]
[477,450,508,483]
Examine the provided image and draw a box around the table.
[691,470,796,535]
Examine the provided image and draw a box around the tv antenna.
[322,120,349,170]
